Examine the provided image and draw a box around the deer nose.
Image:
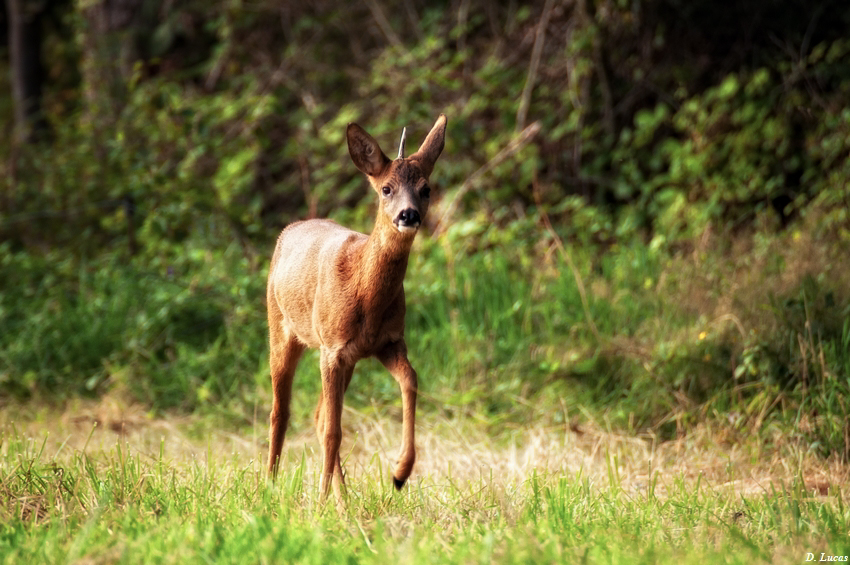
[397,208,421,227]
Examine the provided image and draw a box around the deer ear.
[410,114,447,177]
[347,123,391,178]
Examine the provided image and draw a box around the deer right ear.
[347,124,391,178]
[409,114,446,178]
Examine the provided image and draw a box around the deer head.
[347,114,447,236]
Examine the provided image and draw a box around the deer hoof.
[393,475,406,490]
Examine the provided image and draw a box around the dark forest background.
[1,0,849,456]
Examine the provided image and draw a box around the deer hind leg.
[377,340,418,490]
[317,348,353,504]
[267,321,305,477]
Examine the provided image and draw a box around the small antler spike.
[397,127,407,160]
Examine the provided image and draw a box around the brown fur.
[266,115,447,503]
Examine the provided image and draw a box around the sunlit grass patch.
[1,403,848,564]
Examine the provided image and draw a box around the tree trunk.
[79,0,145,132]
[8,0,47,144]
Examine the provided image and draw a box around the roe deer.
[266,114,447,502]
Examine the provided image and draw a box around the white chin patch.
[396,224,419,234]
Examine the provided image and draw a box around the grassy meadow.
[3,2,850,561]
[1,395,848,564]
[2,215,850,564]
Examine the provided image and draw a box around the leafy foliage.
[1,0,849,459]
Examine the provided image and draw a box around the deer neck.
[355,214,415,303]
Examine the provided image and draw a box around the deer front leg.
[317,348,352,504]
[377,340,418,489]
[314,363,356,469]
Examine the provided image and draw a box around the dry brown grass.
[661,224,849,344]
[2,396,847,501]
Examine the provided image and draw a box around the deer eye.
[382,185,392,196]
[421,185,431,198]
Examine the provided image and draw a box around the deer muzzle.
[394,208,421,233]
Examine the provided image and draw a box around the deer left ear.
[410,114,446,177]
[347,123,391,178]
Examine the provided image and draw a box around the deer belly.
[273,278,323,348]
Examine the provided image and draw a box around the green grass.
[2,220,850,453]
[1,410,848,565]
[2,214,850,565]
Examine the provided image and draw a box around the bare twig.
[516,0,555,131]
[299,155,317,219]
[707,313,747,341]
[402,0,423,40]
[433,121,541,236]
[204,43,229,90]
[457,0,471,76]
[363,0,403,49]
[575,0,614,136]
[591,26,614,136]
